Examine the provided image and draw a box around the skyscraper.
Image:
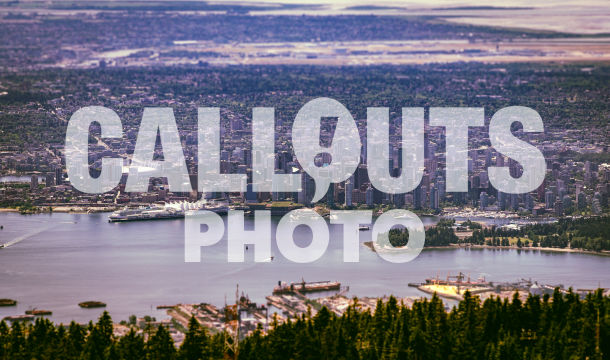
[345,177,354,207]
[366,185,373,207]
[30,175,38,192]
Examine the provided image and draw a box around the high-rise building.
[554,199,563,216]
[496,154,504,167]
[393,193,404,207]
[354,164,368,190]
[526,194,534,211]
[45,173,55,187]
[545,190,555,209]
[413,185,424,210]
[562,195,573,213]
[326,185,335,208]
[30,175,38,192]
[584,160,592,184]
[498,191,507,210]
[245,184,257,203]
[430,185,439,210]
[55,167,63,185]
[479,192,488,209]
[365,185,373,207]
[436,177,445,201]
[298,175,306,204]
[577,192,586,210]
[510,193,519,211]
[424,132,430,160]
[345,177,354,207]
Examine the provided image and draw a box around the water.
[0,212,608,324]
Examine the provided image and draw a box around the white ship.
[108,205,184,222]
[108,200,230,222]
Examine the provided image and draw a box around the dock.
[413,272,494,300]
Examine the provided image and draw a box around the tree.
[146,325,176,360]
[116,328,146,360]
[178,317,208,360]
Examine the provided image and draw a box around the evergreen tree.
[178,317,209,360]
[146,325,176,360]
[117,328,146,360]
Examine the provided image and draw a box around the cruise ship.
[108,205,184,222]
[108,200,230,222]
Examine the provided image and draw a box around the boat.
[3,315,35,322]
[25,309,52,316]
[273,280,341,295]
[0,299,17,306]
[78,301,107,308]
[108,205,184,222]
[109,200,230,222]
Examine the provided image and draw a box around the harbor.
[154,280,419,342]
[0,211,608,325]
[2,275,609,346]
[145,277,609,344]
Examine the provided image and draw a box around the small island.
[78,301,106,309]
[0,299,17,307]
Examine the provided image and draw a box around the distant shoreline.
[0,207,114,214]
[363,241,610,257]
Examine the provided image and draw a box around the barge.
[273,280,341,295]
[79,301,107,308]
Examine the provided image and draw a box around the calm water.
[0,212,608,324]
